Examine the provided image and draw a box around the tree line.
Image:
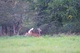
[0,0,80,36]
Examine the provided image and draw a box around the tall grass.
[0,35,80,53]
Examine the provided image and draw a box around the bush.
[60,22,80,34]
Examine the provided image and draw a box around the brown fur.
[25,28,41,37]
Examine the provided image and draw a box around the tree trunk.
[13,25,16,35]
[2,25,7,36]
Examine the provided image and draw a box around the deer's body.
[25,28,41,37]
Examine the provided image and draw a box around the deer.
[25,28,42,37]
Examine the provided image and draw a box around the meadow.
[0,35,80,53]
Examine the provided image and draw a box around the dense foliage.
[0,0,80,36]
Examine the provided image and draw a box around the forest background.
[0,0,80,36]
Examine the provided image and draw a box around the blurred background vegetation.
[0,0,80,36]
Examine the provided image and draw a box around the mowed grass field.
[0,35,80,53]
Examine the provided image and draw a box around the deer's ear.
[37,28,42,31]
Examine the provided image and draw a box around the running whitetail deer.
[25,28,42,37]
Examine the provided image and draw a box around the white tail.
[28,28,34,34]
[25,28,42,37]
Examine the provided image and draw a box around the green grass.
[0,35,80,53]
